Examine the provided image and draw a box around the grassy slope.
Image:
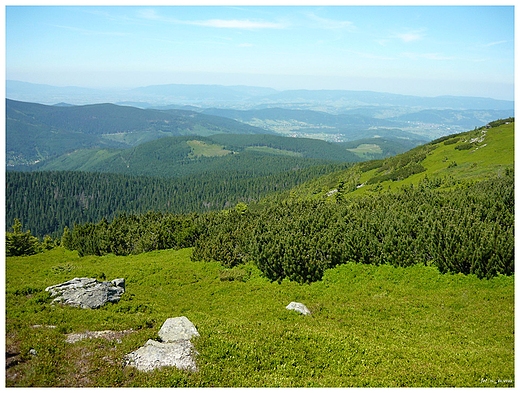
[280,121,513,201]
[6,248,514,387]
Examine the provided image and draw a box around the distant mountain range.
[6,98,424,171]
[8,93,514,170]
[7,80,513,141]
[7,80,513,112]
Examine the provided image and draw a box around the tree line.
[13,170,512,281]
[6,162,349,239]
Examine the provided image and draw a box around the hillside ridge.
[264,118,514,203]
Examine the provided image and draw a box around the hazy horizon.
[5,78,515,102]
[5,5,515,101]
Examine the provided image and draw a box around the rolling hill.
[7,81,514,145]
[6,99,269,167]
[276,118,514,202]
[19,133,361,177]
[199,107,428,143]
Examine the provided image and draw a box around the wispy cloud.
[137,8,286,30]
[138,9,161,21]
[481,40,508,48]
[304,12,355,30]
[394,30,425,43]
[190,19,285,29]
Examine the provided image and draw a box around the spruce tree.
[6,218,40,257]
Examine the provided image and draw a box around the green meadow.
[5,247,514,387]
[186,140,232,157]
[347,143,383,158]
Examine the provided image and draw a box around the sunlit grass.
[187,140,232,157]
[6,247,514,387]
[347,143,383,157]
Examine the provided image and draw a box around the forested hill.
[6,119,514,282]
[40,118,514,282]
[29,133,360,177]
[6,131,362,236]
[6,99,269,167]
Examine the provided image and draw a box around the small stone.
[286,302,311,315]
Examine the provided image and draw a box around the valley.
[5,3,515,387]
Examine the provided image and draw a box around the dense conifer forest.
[6,161,350,238]
[6,118,514,282]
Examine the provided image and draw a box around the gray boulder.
[125,316,200,372]
[45,277,125,309]
[286,301,311,315]
[158,316,200,342]
[125,339,198,372]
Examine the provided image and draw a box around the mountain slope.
[31,134,361,177]
[270,118,514,202]
[6,99,269,167]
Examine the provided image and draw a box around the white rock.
[125,316,200,372]
[158,316,200,342]
[45,277,125,309]
[286,301,311,315]
[125,339,198,372]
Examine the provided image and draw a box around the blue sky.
[5,4,515,100]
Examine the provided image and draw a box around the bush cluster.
[5,218,55,256]
[63,212,201,257]
[193,173,514,282]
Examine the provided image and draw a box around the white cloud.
[304,12,355,30]
[137,8,285,30]
[137,8,161,21]
[394,31,424,43]
[191,19,286,29]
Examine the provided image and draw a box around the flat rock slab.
[286,301,311,315]
[45,277,125,309]
[125,316,200,372]
[125,339,198,372]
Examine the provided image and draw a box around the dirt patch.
[5,331,25,385]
